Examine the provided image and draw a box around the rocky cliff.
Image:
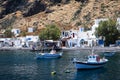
[0,0,120,33]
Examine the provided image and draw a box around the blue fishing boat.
[73,49,108,69]
[35,50,62,59]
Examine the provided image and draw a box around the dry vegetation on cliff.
[0,0,120,34]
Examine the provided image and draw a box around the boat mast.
[92,47,94,55]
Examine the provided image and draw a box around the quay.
[62,47,120,52]
[0,46,120,52]
[0,47,31,51]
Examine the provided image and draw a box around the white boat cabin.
[87,54,100,63]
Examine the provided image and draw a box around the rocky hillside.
[0,0,120,33]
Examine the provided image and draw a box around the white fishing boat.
[73,49,108,69]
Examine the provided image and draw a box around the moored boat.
[103,51,116,57]
[36,53,62,59]
[35,50,62,59]
[73,49,108,70]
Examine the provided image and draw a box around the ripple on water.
[0,50,120,80]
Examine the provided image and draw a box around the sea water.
[0,50,120,80]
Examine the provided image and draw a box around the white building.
[61,29,78,47]
[77,18,120,47]
[26,35,39,42]
[117,18,120,24]
[25,35,39,47]
[61,18,117,48]
[77,27,96,47]
[92,18,108,32]
[0,35,40,48]
[11,29,20,37]
[28,27,34,33]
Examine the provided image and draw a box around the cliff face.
[0,0,120,32]
[0,0,47,18]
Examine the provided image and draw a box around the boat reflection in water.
[74,68,106,80]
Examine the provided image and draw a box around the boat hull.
[74,61,107,69]
[36,53,62,59]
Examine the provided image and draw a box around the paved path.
[0,47,31,51]
[62,47,120,52]
[0,46,120,52]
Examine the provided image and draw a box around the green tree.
[95,19,120,46]
[39,24,61,40]
[4,29,14,38]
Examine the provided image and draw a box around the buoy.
[51,71,56,75]
[65,70,70,73]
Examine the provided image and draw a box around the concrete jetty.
[62,47,120,52]
[0,46,120,52]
